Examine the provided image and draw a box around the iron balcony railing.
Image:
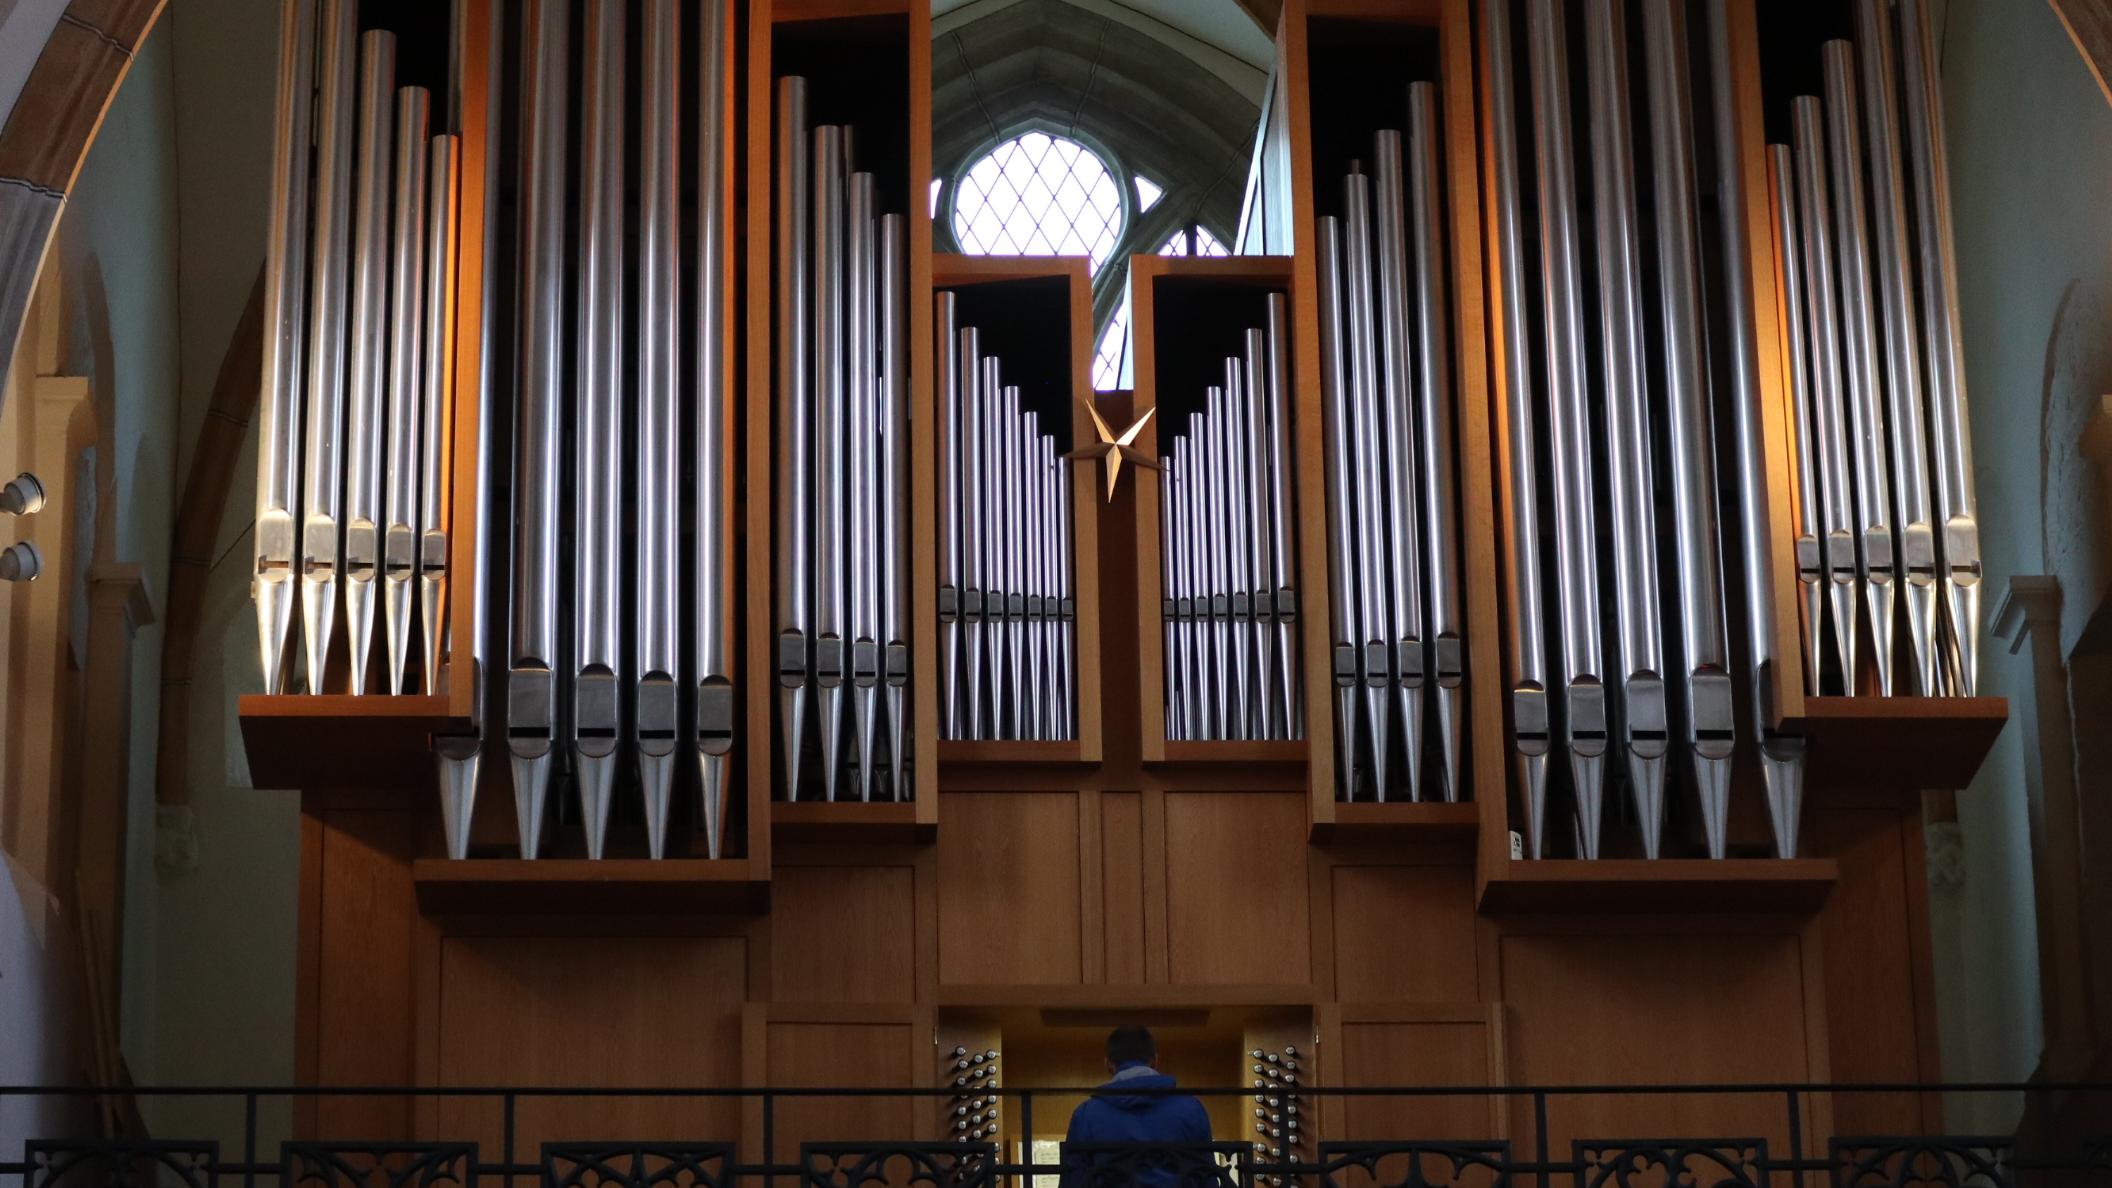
[1,1082,2107,1188]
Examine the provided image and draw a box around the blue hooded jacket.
[1059,1064,1214,1188]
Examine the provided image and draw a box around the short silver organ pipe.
[342,31,396,697]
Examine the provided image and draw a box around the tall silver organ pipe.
[343,32,396,697]
[936,292,961,740]
[1266,298,1302,743]
[1407,85,1459,801]
[1372,131,1425,799]
[508,0,567,860]
[1793,98,1861,695]
[960,327,986,742]
[575,0,624,859]
[638,0,682,853]
[695,0,736,852]
[1342,169,1392,798]
[1899,0,1980,697]
[1824,42,1898,699]
[982,355,1007,737]
[1587,0,1669,856]
[881,215,912,794]
[1709,1,1806,857]
[1646,0,1736,859]
[1528,0,1607,856]
[300,0,357,696]
[1058,456,1077,739]
[812,124,848,800]
[776,76,813,797]
[257,0,314,698]
[848,173,880,797]
[1317,217,1360,797]
[1483,0,1553,856]
[419,133,458,700]
[1853,0,1940,698]
[435,0,503,861]
[1770,144,1825,694]
[383,85,429,699]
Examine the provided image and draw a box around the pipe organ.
[246,0,2005,880]
[246,0,2001,1160]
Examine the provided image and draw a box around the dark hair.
[1105,1026,1157,1066]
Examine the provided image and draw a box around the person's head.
[1105,1026,1158,1073]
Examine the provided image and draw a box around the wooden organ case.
[240,0,2009,1166]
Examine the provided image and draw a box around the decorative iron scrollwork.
[1830,1138,2012,1188]
[282,1143,474,1188]
[27,1140,219,1188]
[801,1143,997,1188]
[1576,1140,1769,1188]
[541,1143,734,1188]
[1063,1141,1252,1188]
[1315,1141,1510,1188]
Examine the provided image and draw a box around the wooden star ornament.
[1065,397,1158,503]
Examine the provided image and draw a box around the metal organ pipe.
[847,172,879,798]
[1316,219,1358,791]
[383,85,429,699]
[638,0,682,854]
[1769,143,1826,696]
[419,133,458,701]
[936,291,961,740]
[1482,0,1553,855]
[574,0,624,859]
[696,0,736,851]
[1709,2,1807,857]
[1824,42,1898,699]
[257,0,314,698]
[960,329,986,742]
[1527,0,1607,855]
[1644,0,1736,858]
[1372,132,1425,799]
[1342,169,1393,799]
[509,0,567,859]
[883,213,912,792]
[301,0,357,696]
[776,74,813,797]
[1793,97,1862,697]
[1587,0,1669,856]
[1899,0,1981,697]
[1264,295,1302,744]
[812,124,848,801]
[1407,84,1459,800]
[343,32,396,697]
[1854,0,1941,697]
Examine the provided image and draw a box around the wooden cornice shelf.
[1152,740,1309,766]
[412,859,766,915]
[1478,858,1840,915]
[936,983,1320,1010]
[938,740,1097,766]
[772,799,926,841]
[239,694,465,791]
[1786,696,2008,792]
[1311,799,1479,841]
[773,0,908,22]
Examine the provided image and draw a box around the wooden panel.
[763,1020,917,1157]
[1810,807,1934,1134]
[1164,793,1311,985]
[772,864,918,1002]
[433,936,747,1166]
[1102,792,1146,984]
[314,810,417,1139]
[937,792,1083,985]
[1330,865,1478,1002]
[1498,931,1820,1151]
[1338,1019,1494,1141]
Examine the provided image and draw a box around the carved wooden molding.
[2050,0,2112,107]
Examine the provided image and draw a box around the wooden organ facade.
[244,0,2010,1166]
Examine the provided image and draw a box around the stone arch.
[0,0,168,389]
